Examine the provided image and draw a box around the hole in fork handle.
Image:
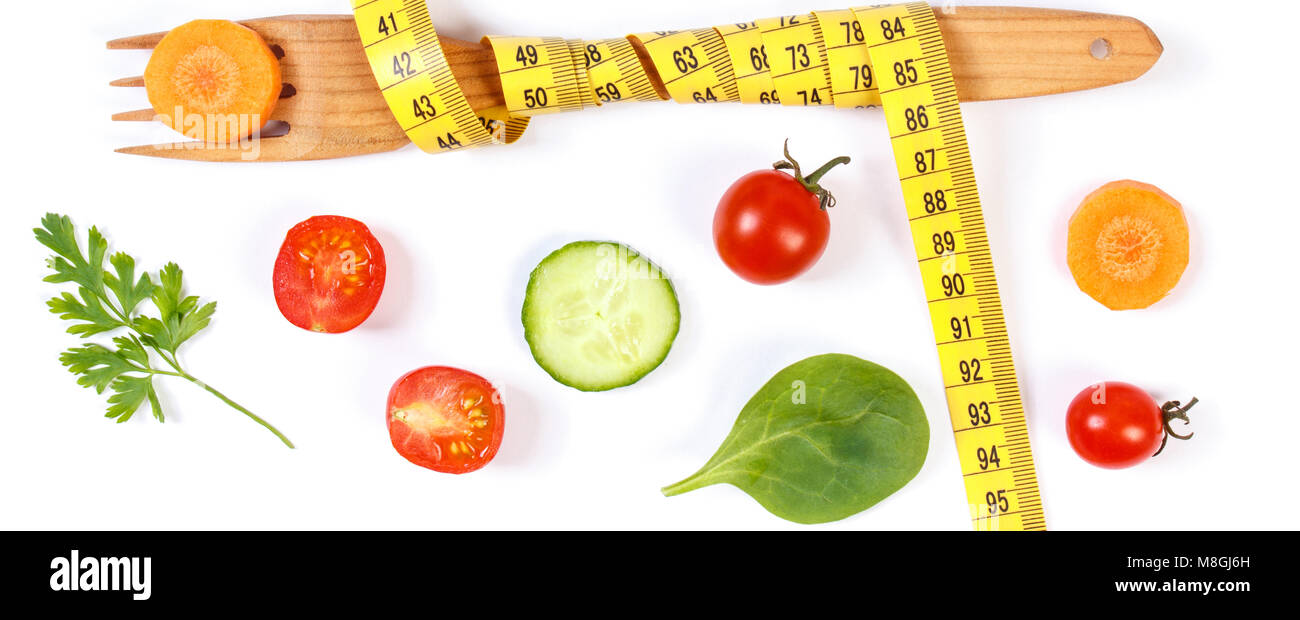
[1090,38,1113,60]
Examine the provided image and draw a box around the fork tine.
[112,108,157,122]
[116,143,256,163]
[111,76,145,87]
[115,136,305,163]
[107,31,166,50]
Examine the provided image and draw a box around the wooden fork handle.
[930,6,1162,101]
[437,6,1162,109]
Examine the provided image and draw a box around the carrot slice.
[144,19,282,142]
[1067,180,1189,310]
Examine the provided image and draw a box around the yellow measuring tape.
[351,0,1045,531]
[860,3,1045,531]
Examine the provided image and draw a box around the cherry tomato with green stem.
[1065,381,1197,469]
[713,140,851,285]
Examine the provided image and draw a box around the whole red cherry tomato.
[387,366,505,475]
[1065,381,1197,469]
[714,140,850,285]
[273,215,386,333]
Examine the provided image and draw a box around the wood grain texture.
[937,6,1163,101]
[109,8,1162,162]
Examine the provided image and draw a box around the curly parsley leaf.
[175,301,216,349]
[58,344,144,394]
[135,300,216,354]
[107,375,161,423]
[47,290,122,337]
[105,252,155,316]
[152,262,185,322]
[37,213,293,447]
[35,213,108,293]
[113,336,150,367]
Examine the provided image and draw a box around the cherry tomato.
[386,367,505,475]
[273,215,386,333]
[1065,382,1197,469]
[713,141,850,285]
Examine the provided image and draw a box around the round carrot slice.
[1067,180,1189,310]
[144,19,282,142]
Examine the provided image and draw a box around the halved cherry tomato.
[273,215,386,333]
[386,367,505,474]
[714,140,850,285]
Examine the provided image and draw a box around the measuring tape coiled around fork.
[351,1,1046,531]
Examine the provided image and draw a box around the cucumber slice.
[523,242,680,392]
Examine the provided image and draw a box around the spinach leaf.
[663,354,929,524]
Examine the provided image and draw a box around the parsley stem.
[154,348,184,373]
[136,334,287,447]
[150,369,295,449]
[183,374,294,448]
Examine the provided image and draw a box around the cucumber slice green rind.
[523,241,680,392]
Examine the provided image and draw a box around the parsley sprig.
[36,213,294,448]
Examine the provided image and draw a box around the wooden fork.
[108,8,1163,162]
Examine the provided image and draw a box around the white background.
[1,0,1296,531]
